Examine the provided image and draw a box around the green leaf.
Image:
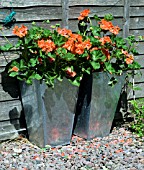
[91,50,103,61]
[29,58,37,67]
[82,67,91,74]
[62,53,75,61]
[32,21,36,25]
[9,71,19,77]
[92,26,101,36]
[128,61,141,70]
[90,61,100,70]
[104,62,115,73]
[0,44,13,51]
[104,14,114,21]
[56,48,67,56]
[34,74,42,80]
[26,79,33,84]
[93,15,100,21]
[20,59,27,69]
[69,79,80,87]
[46,20,50,24]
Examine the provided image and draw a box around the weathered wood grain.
[130,17,144,29]
[0,130,19,141]
[0,52,19,67]
[0,119,20,134]
[128,69,144,84]
[0,127,26,141]
[0,6,62,22]
[0,100,22,121]
[135,55,144,68]
[127,83,144,99]
[136,41,144,55]
[62,0,69,28]
[130,7,144,17]
[0,0,61,7]
[131,0,144,6]
[69,6,123,18]
[69,0,124,6]
[0,37,17,46]
[123,0,130,38]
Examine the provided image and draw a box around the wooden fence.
[0,0,144,140]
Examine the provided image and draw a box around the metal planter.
[73,72,125,139]
[20,78,78,147]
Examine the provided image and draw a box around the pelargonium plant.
[77,9,140,77]
[1,24,92,87]
[1,9,141,87]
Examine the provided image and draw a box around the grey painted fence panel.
[1,0,61,7]
[130,0,144,6]
[69,0,124,6]
[0,7,62,22]
[130,17,144,29]
[69,6,124,18]
[128,83,144,99]
[0,100,22,121]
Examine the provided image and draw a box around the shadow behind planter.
[20,78,78,147]
[73,72,125,139]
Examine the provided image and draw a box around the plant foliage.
[0,9,141,87]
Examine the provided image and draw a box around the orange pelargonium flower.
[100,36,112,45]
[66,67,77,77]
[78,9,90,20]
[126,55,134,64]
[90,47,99,52]
[75,47,84,55]
[11,66,19,72]
[38,39,56,53]
[63,39,75,52]
[70,34,83,42]
[98,19,113,31]
[102,48,110,60]
[83,39,92,50]
[38,39,45,48]
[12,26,19,35]
[121,49,129,56]
[57,28,72,37]
[110,26,120,35]
[13,25,28,38]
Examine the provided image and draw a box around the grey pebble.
[0,127,143,170]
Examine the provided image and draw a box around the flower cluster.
[98,19,120,35]
[78,9,90,21]
[13,25,28,38]
[37,39,56,53]
[77,10,140,77]
[1,9,141,87]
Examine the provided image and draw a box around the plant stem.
[0,30,13,46]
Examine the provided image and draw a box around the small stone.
[13,148,22,154]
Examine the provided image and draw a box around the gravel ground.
[0,127,143,170]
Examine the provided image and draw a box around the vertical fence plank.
[123,0,130,38]
[61,0,69,28]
